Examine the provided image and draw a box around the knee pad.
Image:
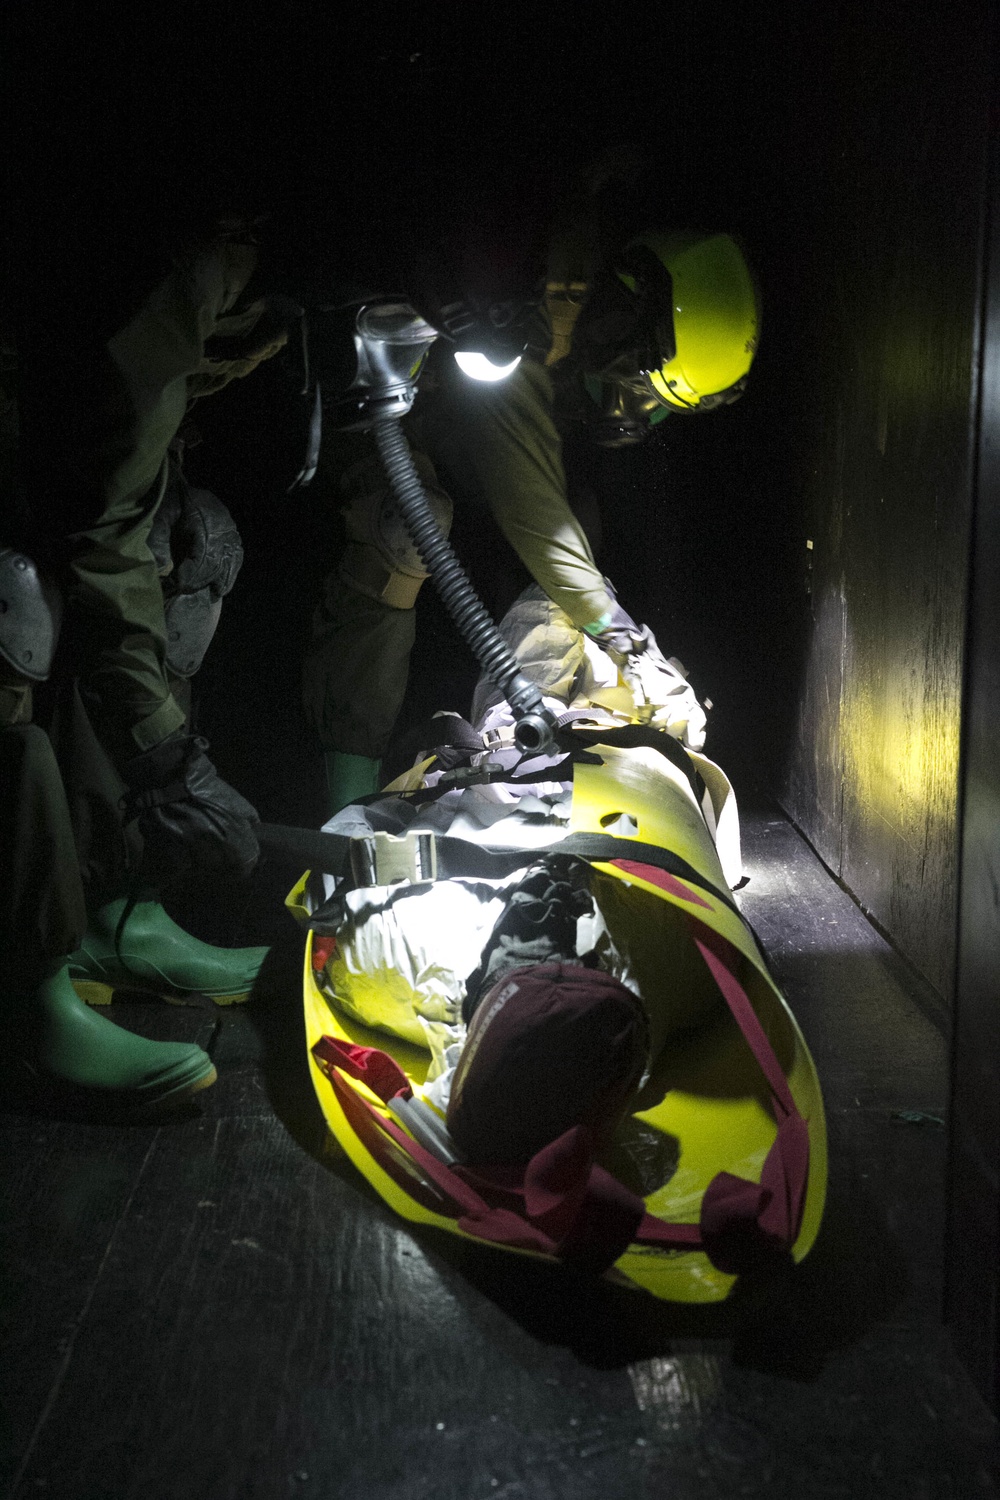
[149,464,244,678]
[0,549,62,683]
[339,450,453,610]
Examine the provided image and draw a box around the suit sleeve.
[420,356,613,631]
[24,239,259,762]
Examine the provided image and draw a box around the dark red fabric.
[446,962,649,1165]
[517,1126,646,1272]
[522,1125,595,1229]
[693,934,798,1116]
[312,1036,411,1104]
[548,1161,647,1274]
[325,1068,461,1219]
[688,934,811,1272]
[453,1125,648,1272]
[759,1114,811,1243]
[699,1171,774,1274]
[611,860,712,910]
[311,934,338,971]
[456,1204,559,1255]
[636,1215,702,1249]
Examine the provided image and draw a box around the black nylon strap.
[258,824,740,918]
[388,722,705,808]
[555,723,706,805]
[432,833,740,917]
[394,753,588,805]
[259,822,351,869]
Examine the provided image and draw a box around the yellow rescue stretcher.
[291,730,827,1304]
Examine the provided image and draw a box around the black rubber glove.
[122,732,260,887]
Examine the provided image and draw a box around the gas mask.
[585,363,667,448]
[571,270,670,446]
[312,299,440,433]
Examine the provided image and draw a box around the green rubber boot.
[16,959,216,1109]
[324,750,382,818]
[69,896,269,1007]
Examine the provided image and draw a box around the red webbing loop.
[313,1035,412,1103]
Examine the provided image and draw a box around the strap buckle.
[350,829,438,887]
[481,724,517,752]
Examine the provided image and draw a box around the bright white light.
[453,351,522,382]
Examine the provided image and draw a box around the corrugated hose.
[372,412,557,754]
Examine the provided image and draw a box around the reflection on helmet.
[617,231,759,413]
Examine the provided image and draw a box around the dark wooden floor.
[2,807,998,1500]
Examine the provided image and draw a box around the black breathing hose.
[372,412,557,754]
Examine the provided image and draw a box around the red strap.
[612,859,712,910]
[327,1065,561,1255]
[693,933,798,1120]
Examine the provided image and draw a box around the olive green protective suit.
[26,235,280,766]
[8,231,285,931]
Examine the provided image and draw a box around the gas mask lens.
[588,375,663,447]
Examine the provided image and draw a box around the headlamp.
[418,292,534,382]
[453,350,522,382]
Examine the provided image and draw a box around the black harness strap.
[430,833,740,917]
[555,723,706,806]
[259,825,740,919]
[390,721,706,809]
[259,720,728,919]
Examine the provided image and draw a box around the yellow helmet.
[616,231,760,412]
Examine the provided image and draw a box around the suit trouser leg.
[302,578,417,762]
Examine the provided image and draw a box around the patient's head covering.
[447,961,649,1166]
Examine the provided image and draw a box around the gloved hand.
[619,629,709,751]
[122,732,260,887]
[584,597,646,659]
[190,295,302,397]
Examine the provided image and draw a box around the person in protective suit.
[6,216,295,1104]
[0,550,218,1109]
[301,225,760,813]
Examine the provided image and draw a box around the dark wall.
[947,53,1000,1406]
[714,5,991,1000]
